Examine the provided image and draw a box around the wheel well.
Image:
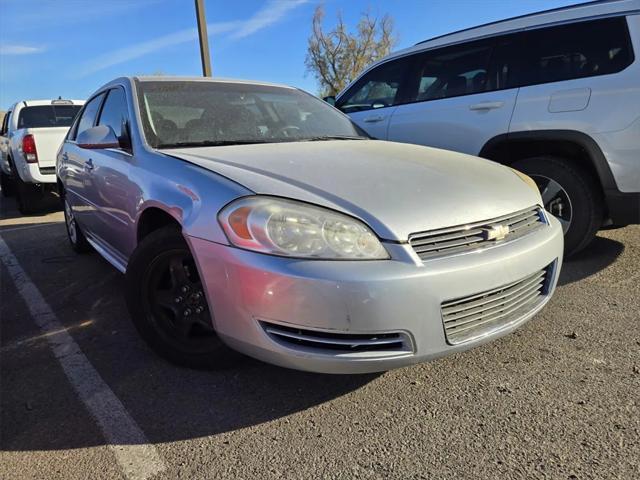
[480,130,619,193]
[137,208,181,243]
[484,136,601,178]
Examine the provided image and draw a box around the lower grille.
[261,322,413,354]
[410,207,547,261]
[441,263,554,345]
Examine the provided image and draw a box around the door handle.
[469,101,504,111]
[85,158,94,171]
[363,115,385,123]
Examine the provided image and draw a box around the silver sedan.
[57,76,563,373]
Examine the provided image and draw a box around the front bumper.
[187,216,563,374]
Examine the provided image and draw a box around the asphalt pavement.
[1,192,638,480]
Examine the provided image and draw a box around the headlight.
[218,196,389,260]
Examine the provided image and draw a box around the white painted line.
[0,237,165,480]
[0,223,61,233]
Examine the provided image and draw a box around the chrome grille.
[441,263,553,345]
[261,322,413,354]
[410,207,546,261]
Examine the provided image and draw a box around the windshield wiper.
[297,135,368,142]
[156,140,269,149]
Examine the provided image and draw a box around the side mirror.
[323,95,336,106]
[77,125,120,149]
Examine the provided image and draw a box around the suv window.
[507,17,633,88]
[337,57,412,113]
[98,88,129,144]
[71,93,106,140]
[408,40,493,102]
[17,105,82,129]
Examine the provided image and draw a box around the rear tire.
[15,176,40,214]
[0,171,14,197]
[125,226,238,369]
[512,156,603,256]
[63,196,91,253]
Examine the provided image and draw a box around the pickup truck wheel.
[15,176,40,214]
[125,226,239,369]
[512,156,603,256]
[64,197,91,253]
[0,171,14,197]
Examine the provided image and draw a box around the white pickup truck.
[0,99,84,213]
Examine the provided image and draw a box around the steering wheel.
[276,125,302,138]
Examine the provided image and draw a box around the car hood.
[166,140,541,241]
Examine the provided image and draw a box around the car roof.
[11,99,85,109]
[337,0,639,98]
[413,0,638,49]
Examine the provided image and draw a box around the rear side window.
[17,105,82,129]
[71,93,106,140]
[337,56,413,113]
[97,88,129,143]
[507,17,633,88]
[408,40,493,102]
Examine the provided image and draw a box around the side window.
[337,57,412,113]
[508,17,633,88]
[97,88,129,144]
[72,93,106,140]
[407,40,492,103]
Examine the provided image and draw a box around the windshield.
[136,81,367,148]
[18,105,82,129]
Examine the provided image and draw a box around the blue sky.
[1,0,581,110]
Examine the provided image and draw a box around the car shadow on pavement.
[557,234,624,286]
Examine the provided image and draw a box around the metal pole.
[195,0,212,76]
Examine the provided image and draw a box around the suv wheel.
[64,197,91,253]
[0,171,14,197]
[125,226,238,369]
[512,156,603,256]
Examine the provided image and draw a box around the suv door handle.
[363,115,385,123]
[85,158,94,171]
[469,101,504,111]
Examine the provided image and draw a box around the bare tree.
[306,5,397,97]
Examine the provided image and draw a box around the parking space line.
[0,238,166,480]
[0,223,61,233]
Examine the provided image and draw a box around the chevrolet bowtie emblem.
[482,224,510,241]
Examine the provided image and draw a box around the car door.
[85,86,136,259]
[62,92,107,235]
[336,56,413,139]
[386,37,519,156]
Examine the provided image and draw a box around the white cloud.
[78,0,309,76]
[231,0,309,39]
[0,44,46,55]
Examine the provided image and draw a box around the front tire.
[125,226,237,369]
[512,156,603,256]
